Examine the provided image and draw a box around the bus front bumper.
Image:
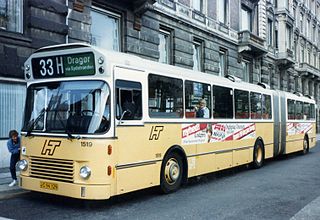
[20,175,111,200]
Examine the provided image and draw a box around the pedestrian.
[7,130,20,187]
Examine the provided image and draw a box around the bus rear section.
[280,92,317,155]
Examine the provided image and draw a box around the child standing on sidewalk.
[7,130,20,187]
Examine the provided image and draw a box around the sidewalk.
[0,168,27,200]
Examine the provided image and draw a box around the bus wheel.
[252,140,264,169]
[302,136,309,155]
[160,152,183,194]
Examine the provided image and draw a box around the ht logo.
[149,126,164,140]
[41,140,62,156]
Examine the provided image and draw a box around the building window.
[192,40,203,71]
[313,25,316,42]
[192,0,204,13]
[241,6,251,31]
[286,25,292,50]
[158,28,171,64]
[300,13,303,33]
[307,50,311,64]
[0,0,23,33]
[0,82,26,138]
[306,19,310,38]
[267,19,273,46]
[242,60,250,82]
[218,0,228,25]
[294,40,297,60]
[314,53,317,67]
[219,49,227,77]
[301,46,305,63]
[275,30,278,49]
[90,7,120,51]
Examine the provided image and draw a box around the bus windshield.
[23,80,110,134]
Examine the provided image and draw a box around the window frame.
[158,27,172,64]
[185,80,212,119]
[115,79,143,121]
[148,74,184,119]
[212,84,234,119]
[0,0,24,34]
[192,39,203,71]
[90,6,121,51]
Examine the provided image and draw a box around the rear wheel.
[252,140,264,169]
[160,152,183,194]
[302,136,309,155]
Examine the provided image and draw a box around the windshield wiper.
[25,108,47,137]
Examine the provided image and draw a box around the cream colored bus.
[18,43,316,200]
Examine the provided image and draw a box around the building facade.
[0,0,319,167]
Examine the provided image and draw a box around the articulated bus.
[18,43,316,200]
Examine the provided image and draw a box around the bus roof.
[29,43,315,103]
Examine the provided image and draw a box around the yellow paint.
[20,121,314,200]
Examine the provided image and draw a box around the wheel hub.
[165,158,180,185]
[256,146,262,163]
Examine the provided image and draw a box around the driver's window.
[116,80,142,120]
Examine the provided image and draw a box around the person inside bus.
[121,92,137,120]
[195,99,210,118]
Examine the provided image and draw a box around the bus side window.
[212,85,233,119]
[296,101,303,120]
[287,99,295,120]
[185,80,211,119]
[235,90,249,119]
[250,92,262,119]
[310,104,315,120]
[148,74,183,118]
[116,80,142,120]
[303,102,311,120]
[262,94,272,119]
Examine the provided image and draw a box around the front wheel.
[252,140,264,169]
[160,152,183,194]
[302,136,309,155]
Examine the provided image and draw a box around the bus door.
[113,67,156,194]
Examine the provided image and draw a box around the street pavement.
[0,168,27,200]
[0,135,320,219]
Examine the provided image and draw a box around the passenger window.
[235,90,249,119]
[116,80,142,120]
[148,74,183,118]
[295,101,303,120]
[262,94,272,119]
[303,102,311,120]
[287,99,295,120]
[310,104,315,120]
[250,92,262,119]
[185,81,211,119]
[212,85,233,118]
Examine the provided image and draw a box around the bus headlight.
[79,166,91,179]
[17,159,28,171]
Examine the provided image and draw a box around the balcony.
[296,63,320,78]
[276,48,295,69]
[238,30,268,56]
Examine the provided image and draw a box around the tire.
[302,136,309,155]
[160,152,183,194]
[252,140,264,169]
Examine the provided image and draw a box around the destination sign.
[31,52,95,78]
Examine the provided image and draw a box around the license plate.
[40,181,58,191]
